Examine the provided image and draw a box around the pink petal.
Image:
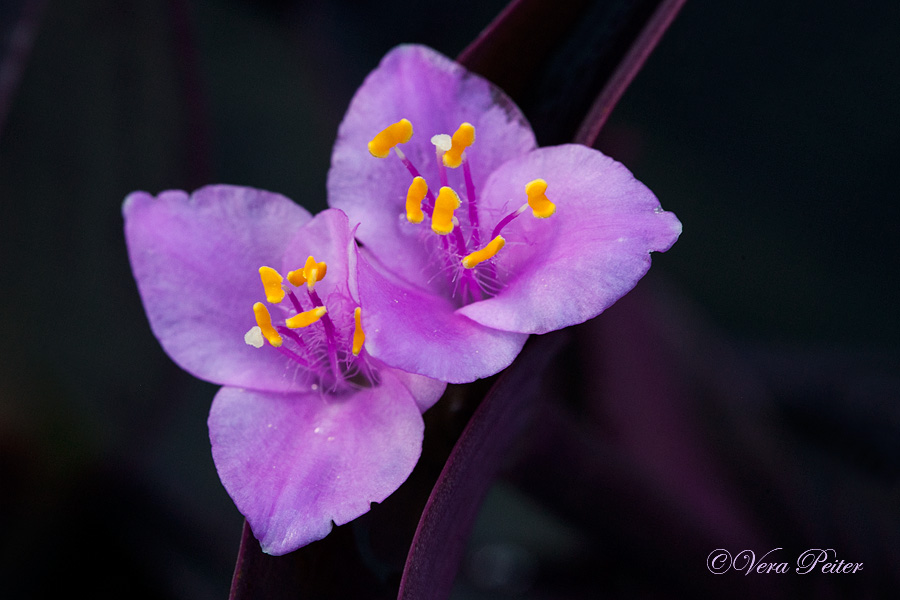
[459,144,682,333]
[124,185,314,392]
[356,251,528,384]
[208,370,425,556]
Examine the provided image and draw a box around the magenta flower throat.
[365,117,557,304]
[246,255,368,391]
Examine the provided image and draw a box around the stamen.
[443,122,475,168]
[273,343,312,368]
[286,290,305,313]
[431,134,451,152]
[462,155,480,248]
[525,178,556,218]
[491,204,529,239]
[258,266,285,304]
[436,144,448,187]
[253,302,283,347]
[276,326,307,348]
[285,306,327,329]
[405,176,428,224]
[462,235,505,269]
[391,148,436,217]
[368,119,413,158]
[287,256,327,290]
[244,326,264,348]
[308,288,341,380]
[352,307,365,356]
[432,187,461,235]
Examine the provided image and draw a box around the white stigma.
[244,326,264,348]
[431,134,452,152]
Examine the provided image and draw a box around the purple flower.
[328,45,682,384]
[123,185,446,555]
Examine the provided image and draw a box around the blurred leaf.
[230,519,388,600]
[459,0,686,145]
[505,277,900,597]
[507,281,783,598]
[397,331,568,600]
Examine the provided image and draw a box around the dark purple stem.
[397,331,568,599]
[574,0,687,146]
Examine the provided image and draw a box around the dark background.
[1,0,898,598]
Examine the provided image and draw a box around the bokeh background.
[1,0,898,598]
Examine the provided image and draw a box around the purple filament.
[462,156,481,249]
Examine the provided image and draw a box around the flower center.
[244,257,373,392]
[368,119,556,304]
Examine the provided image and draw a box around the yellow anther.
[285,306,327,329]
[287,256,328,290]
[462,235,506,269]
[431,186,460,235]
[442,122,475,168]
[406,176,428,224]
[286,268,304,287]
[253,302,283,347]
[525,178,556,218]
[259,266,285,304]
[352,307,365,356]
[368,119,413,158]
